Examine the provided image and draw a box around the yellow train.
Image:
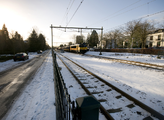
[64,43,88,54]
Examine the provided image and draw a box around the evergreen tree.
[86,33,90,44]
[9,31,25,54]
[28,29,38,52]
[38,33,46,50]
[0,24,10,54]
[89,30,99,47]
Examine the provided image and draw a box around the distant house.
[146,29,164,48]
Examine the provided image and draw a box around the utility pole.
[99,27,103,55]
[51,24,53,50]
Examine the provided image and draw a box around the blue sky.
[0,0,164,46]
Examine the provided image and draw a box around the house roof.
[154,29,164,33]
[149,29,164,34]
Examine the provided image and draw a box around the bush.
[0,56,14,62]
[95,48,164,55]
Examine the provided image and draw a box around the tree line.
[0,24,50,54]
[60,30,99,48]
[62,19,163,49]
[103,19,163,49]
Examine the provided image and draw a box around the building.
[146,29,164,48]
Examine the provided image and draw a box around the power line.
[88,0,156,27]
[65,0,76,25]
[60,0,71,25]
[66,0,84,27]
[105,0,156,21]
[104,10,164,32]
[59,0,84,38]
[89,0,142,26]
[60,0,75,25]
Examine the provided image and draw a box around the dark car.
[13,53,29,61]
[37,50,42,54]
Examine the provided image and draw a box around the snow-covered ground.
[61,51,164,118]
[2,51,55,120]
[1,51,164,120]
[85,51,164,66]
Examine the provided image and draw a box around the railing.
[52,50,76,120]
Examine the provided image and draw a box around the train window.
[71,46,76,48]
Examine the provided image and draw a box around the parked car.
[37,50,42,54]
[13,53,29,61]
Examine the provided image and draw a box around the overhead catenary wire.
[59,0,84,38]
[105,0,156,21]
[66,0,84,27]
[89,0,142,26]
[60,0,71,25]
[60,0,75,25]
[104,9,164,32]
[89,0,156,27]
[59,0,151,38]
[58,0,160,40]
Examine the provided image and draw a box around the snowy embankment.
[2,52,55,120]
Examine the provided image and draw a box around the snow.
[63,51,164,109]
[58,51,164,119]
[1,51,164,120]
[85,51,164,66]
[2,52,55,120]
[56,54,107,120]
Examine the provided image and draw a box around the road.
[0,50,50,119]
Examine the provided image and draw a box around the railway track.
[84,54,164,71]
[57,53,164,120]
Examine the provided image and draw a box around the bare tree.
[104,29,123,48]
[137,20,155,48]
[86,33,90,44]
[68,42,73,46]
[158,21,164,29]
[124,20,141,48]
[72,34,76,44]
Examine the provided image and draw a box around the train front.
[79,43,88,54]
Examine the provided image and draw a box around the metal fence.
[52,50,77,120]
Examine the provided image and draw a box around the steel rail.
[58,53,164,120]
[57,54,114,120]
